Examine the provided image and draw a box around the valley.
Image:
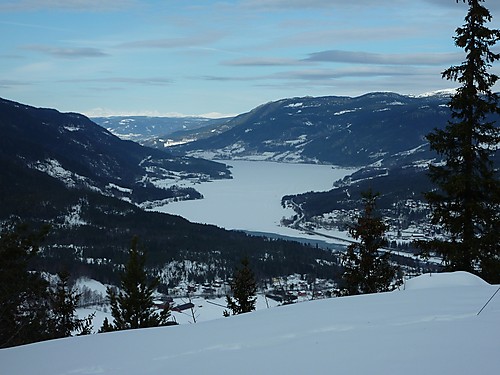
[152,160,355,242]
[2,91,498,297]
[0,91,496,352]
[2,1,499,369]
[0,97,344,289]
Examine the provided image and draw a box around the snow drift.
[1,272,499,375]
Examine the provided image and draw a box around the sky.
[1,0,500,118]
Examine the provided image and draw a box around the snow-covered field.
[2,272,499,375]
[74,277,282,329]
[154,160,355,242]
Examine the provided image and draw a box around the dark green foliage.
[98,317,114,333]
[341,191,398,295]
[0,97,230,206]
[0,223,53,348]
[0,223,94,347]
[49,271,94,338]
[0,149,342,285]
[225,257,257,315]
[421,0,500,282]
[283,164,432,220]
[102,237,171,331]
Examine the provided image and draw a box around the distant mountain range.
[3,92,498,284]
[0,98,231,206]
[0,97,338,285]
[86,92,500,223]
[169,92,454,166]
[158,92,497,240]
[92,116,232,146]
[103,92,450,222]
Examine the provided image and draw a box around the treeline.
[0,223,93,348]
[36,230,343,287]
[0,156,343,286]
[0,225,174,348]
[282,165,432,221]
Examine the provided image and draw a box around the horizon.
[2,89,459,119]
[84,88,461,118]
[1,1,499,117]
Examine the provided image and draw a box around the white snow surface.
[403,271,489,290]
[154,160,354,239]
[75,277,108,295]
[1,272,499,375]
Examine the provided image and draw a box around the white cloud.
[304,50,462,66]
[423,0,499,12]
[270,65,438,81]
[61,77,173,86]
[199,64,439,84]
[239,0,498,13]
[222,57,308,67]
[240,0,405,10]
[115,31,225,50]
[0,0,137,12]
[14,61,54,75]
[84,107,235,118]
[23,45,108,58]
[0,79,31,88]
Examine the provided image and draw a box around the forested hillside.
[0,98,342,286]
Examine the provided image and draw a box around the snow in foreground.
[1,272,499,375]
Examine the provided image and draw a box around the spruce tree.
[49,271,94,338]
[421,0,500,283]
[99,317,114,333]
[341,190,398,295]
[225,257,257,315]
[0,223,52,348]
[102,237,170,331]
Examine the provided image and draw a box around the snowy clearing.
[2,272,499,375]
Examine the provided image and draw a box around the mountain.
[0,98,341,284]
[167,92,499,246]
[271,93,499,241]
[1,272,498,374]
[0,98,231,205]
[173,92,455,165]
[92,115,233,145]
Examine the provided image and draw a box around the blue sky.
[1,0,499,117]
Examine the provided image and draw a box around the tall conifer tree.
[49,271,94,338]
[225,257,257,315]
[341,190,398,295]
[421,0,500,282]
[0,223,52,348]
[102,237,170,331]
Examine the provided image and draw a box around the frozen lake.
[154,161,354,242]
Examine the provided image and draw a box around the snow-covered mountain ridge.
[92,115,232,144]
[0,97,231,206]
[1,272,498,375]
[0,97,341,286]
[173,92,458,166]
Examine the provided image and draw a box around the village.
[76,272,340,327]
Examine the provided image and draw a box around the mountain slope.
[0,97,230,205]
[169,92,496,243]
[0,98,341,284]
[92,115,232,144]
[175,92,455,165]
[1,272,498,375]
